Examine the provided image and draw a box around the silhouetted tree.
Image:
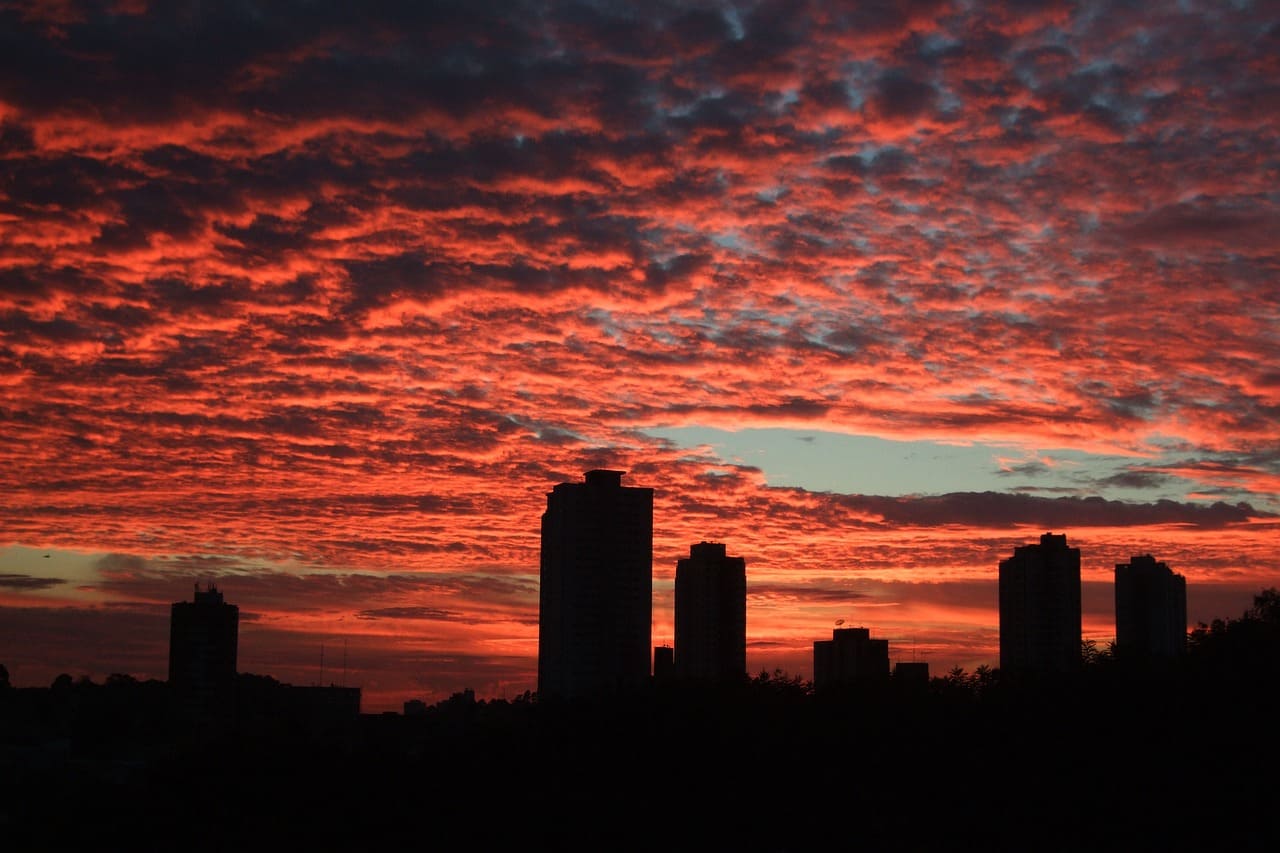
[928,666,976,702]
[749,667,812,698]
[971,664,998,694]
[1187,586,1280,681]
[1081,638,1115,669]
[1248,587,1280,623]
[0,662,9,691]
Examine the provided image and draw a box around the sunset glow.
[2,1,1277,712]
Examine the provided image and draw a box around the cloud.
[0,0,1277,708]
[0,573,66,591]
[1097,470,1170,490]
[835,491,1267,529]
[866,70,938,123]
[355,606,461,622]
[1111,200,1280,255]
[998,460,1053,477]
[748,583,873,605]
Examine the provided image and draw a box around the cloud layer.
[2,1,1278,709]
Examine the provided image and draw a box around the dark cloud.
[824,153,867,176]
[1,154,127,211]
[94,553,153,574]
[749,583,872,604]
[744,398,832,419]
[0,119,35,153]
[998,461,1052,477]
[1112,199,1280,253]
[355,606,460,621]
[0,313,98,346]
[867,70,937,121]
[644,252,714,291]
[0,573,65,590]
[1097,470,1170,490]
[835,492,1267,529]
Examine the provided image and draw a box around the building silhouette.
[674,541,747,684]
[813,626,890,690]
[999,532,1082,675]
[168,582,239,716]
[1115,554,1187,661]
[653,645,674,682]
[538,469,654,700]
[892,660,930,685]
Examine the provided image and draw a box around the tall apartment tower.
[999,532,1082,675]
[538,469,654,701]
[674,541,747,684]
[1115,554,1187,661]
[168,582,239,714]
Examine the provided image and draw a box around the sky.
[1,0,1278,713]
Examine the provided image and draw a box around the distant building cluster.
[167,470,1192,712]
[537,471,1190,699]
[997,532,1189,677]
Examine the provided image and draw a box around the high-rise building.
[999,532,1082,675]
[538,469,654,701]
[674,541,747,684]
[1115,554,1187,661]
[813,626,890,691]
[168,582,239,715]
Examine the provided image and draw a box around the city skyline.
[2,2,1278,713]
[1,506,1250,709]
[6,588,1276,852]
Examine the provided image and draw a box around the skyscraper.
[1115,554,1187,661]
[674,541,747,684]
[538,469,654,701]
[168,582,239,716]
[999,532,1082,675]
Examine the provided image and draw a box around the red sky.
[2,0,1278,712]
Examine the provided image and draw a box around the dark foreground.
[2,667,1277,853]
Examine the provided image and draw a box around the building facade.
[538,469,654,700]
[1115,554,1187,661]
[652,645,674,682]
[813,626,890,691]
[674,541,747,684]
[999,532,1082,675]
[892,660,930,686]
[168,582,239,715]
